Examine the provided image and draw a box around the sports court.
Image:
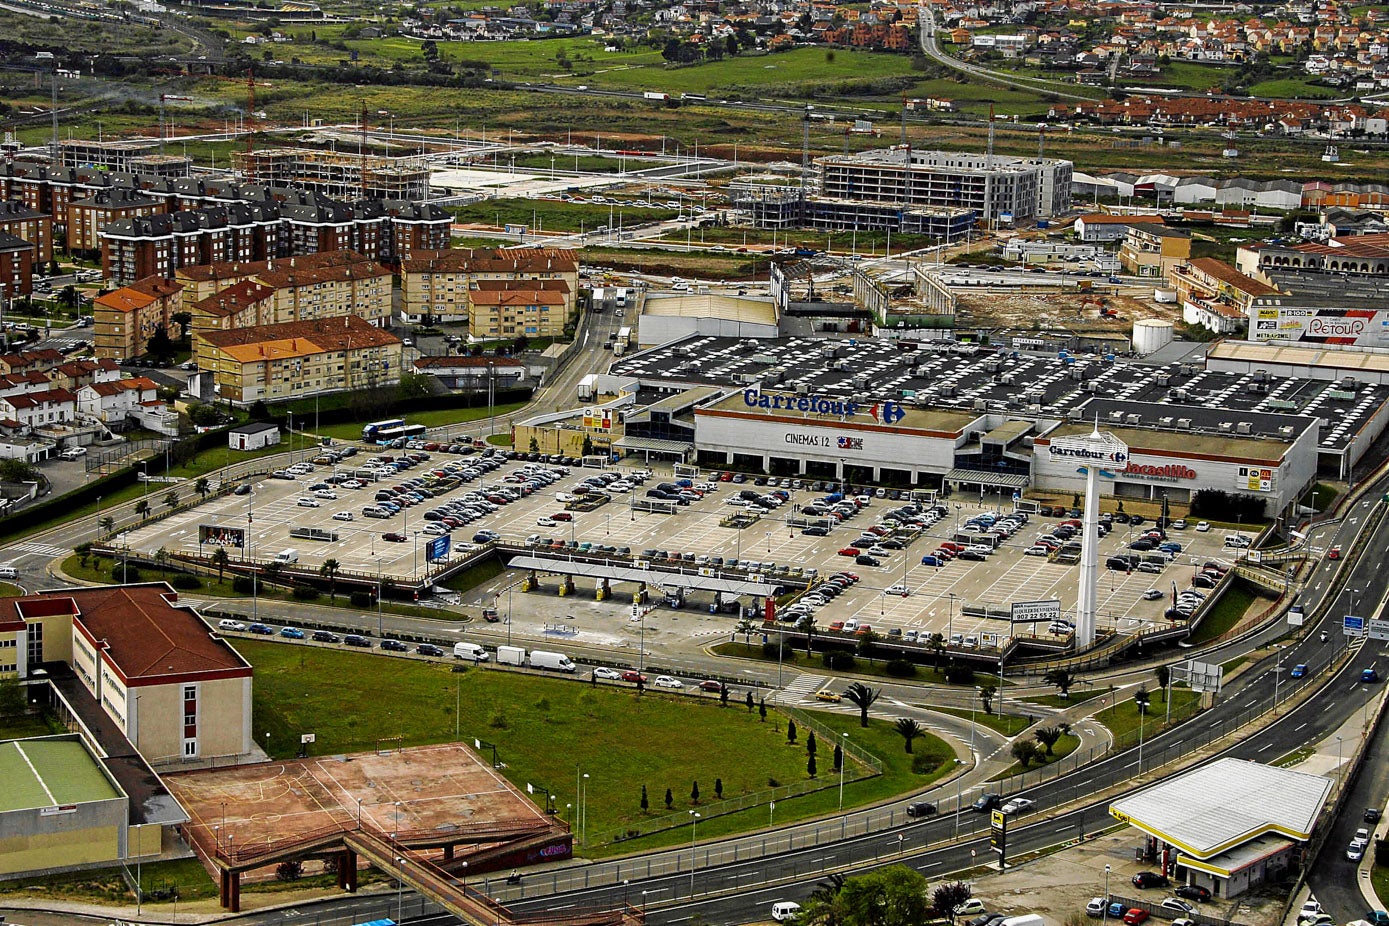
[0,738,121,812]
[167,743,552,860]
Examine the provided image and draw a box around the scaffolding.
[232,147,431,201]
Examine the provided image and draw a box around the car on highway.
[906,801,937,817]
[1000,797,1034,815]
[1328,545,1342,560]
[1132,871,1169,889]
[1363,667,1380,683]
[971,794,1002,813]
[593,667,623,680]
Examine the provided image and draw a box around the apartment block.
[0,201,53,265]
[400,247,580,327]
[1119,224,1193,277]
[68,188,165,254]
[816,148,1073,223]
[93,276,186,361]
[0,233,35,299]
[195,314,402,405]
[187,257,391,334]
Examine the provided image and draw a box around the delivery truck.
[529,650,577,672]
[496,645,526,666]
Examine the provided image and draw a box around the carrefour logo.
[744,387,858,417]
[1048,444,1128,464]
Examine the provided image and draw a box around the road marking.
[1295,723,1307,731]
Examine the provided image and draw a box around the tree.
[736,617,757,647]
[1155,665,1170,701]
[163,490,179,512]
[664,787,673,810]
[787,718,797,744]
[195,477,210,500]
[320,558,341,601]
[135,499,150,520]
[833,741,843,773]
[211,546,229,579]
[843,682,881,728]
[529,437,540,454]
[1034,725,1063,756]
[171,311,193,339]
[1012,739,1043,768]
[98,515,115,536]
[932,882,973,923]
[795,613,817,655]
[978,685,997,715]
[894,717,923,753]
[714,778,723,799]
[0,675,26,721]
[927,632,946,669]
[856,627,880,664]
[1043,668,1075,699]
[836,866,931,926]
[0,458,39,483]
[807,752,817,778]
[640,784,649,812]
[806,730,817,756]
[146,325,175,359]
[746,690,754,712]
[581,434,594,457]
[691,780,700,803]
[1134,685,1151,715]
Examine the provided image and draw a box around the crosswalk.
[782,672,830,700]
[8,541,70,558]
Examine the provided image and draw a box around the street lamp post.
[688,811,701,898]
[396,856,406,922]
[1102,865,1111,925]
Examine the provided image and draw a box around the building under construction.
[733,185,975,240]
[233,148,431,202]
[59,139,192,178]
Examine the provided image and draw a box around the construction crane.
[158,94,193,154]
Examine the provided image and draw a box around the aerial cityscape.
[0,0,1387,924]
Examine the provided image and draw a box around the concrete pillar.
[1076,464,1101,648]
[443,844,454,861]
[227,870,241,912]
[761,455,770,473]
[337,849,357,890]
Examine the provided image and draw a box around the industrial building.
[732,185,976,239]
[233,148,431,202]
[816,147,1073,224]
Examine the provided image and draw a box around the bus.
[362,418,405,442]
[372,423,428,445]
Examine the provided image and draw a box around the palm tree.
[842,682,881,728]
[735,618,757,648]
[1134,685,1151,715]
[1034,725,1063,756]
[135,500,150,520]
[153,547,169,576]
[927,632,946,670]
[1011,739,1042,768]
[98,516,115,536]
[1042,668,1075,699]
[195,477,210,500]
[211,546,229,580]
[163,490,179,512]
[263,560,283,587]
[894,717,923,753]
[320,559,341,602]
[978,684,997,715]
[856,628,879,665]
[1155,664,1170,701]
[795,614,817,656]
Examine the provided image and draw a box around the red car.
[838,547,862,557]
[1123,911,1149,925]
[621,670,647,684]
[698,680,725,693]
[382,532,407,543]
[828,621,845,632]
[855,624,873,635]
[1329,545,1342,560]
[552,512,574,522]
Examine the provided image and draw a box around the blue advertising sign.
[1344,614,1365,635]
[426,535,451,562]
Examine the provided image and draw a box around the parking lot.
[116,447,1237,652]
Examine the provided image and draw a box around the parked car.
[698,680,726,693]
[279,626,306,639]
[1086,898,1107,917]
[1123,909,1150,925]
[653,676,683,689]
[1161,899,1195,915]
[311,630,340,643]
[621,670,647,684]
[1174,885,1211,902]
[1132,871,1169,889]
[380,639,409,652]
[593,667,623,680]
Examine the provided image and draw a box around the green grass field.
[237,639,952,854]
[1187,583,1258,644]
[990,731,1081,780]
[309,402,527,441]
[930,706,1030,737]
[1096,688,1202,749]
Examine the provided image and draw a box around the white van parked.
[453,642,490,662]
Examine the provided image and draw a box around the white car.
[314,489,338,500]
[885,584,911,597]
[1000,797,1034,815]
[537,516,557,527]
[342,480,364,489]
[592,667,623,680]
[332,511,354,522]
[296,497,321,507]
[217,619,247,631]
[1195,521,1211,532]
[653,676,684,689]
[556,493,577,503]
[1142,588,1164,600]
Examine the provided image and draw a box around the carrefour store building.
[691,390,1319,515]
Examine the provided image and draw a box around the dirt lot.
[954,291,1180,334]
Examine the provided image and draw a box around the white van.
[771,902,801,922]
[0,565,19,579]
[453,642,490,662]
[273,549,299,565]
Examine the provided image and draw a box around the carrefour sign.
[1048,430,1129,465]
[744,387,859,418]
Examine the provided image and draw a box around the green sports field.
[0,739,119,812]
